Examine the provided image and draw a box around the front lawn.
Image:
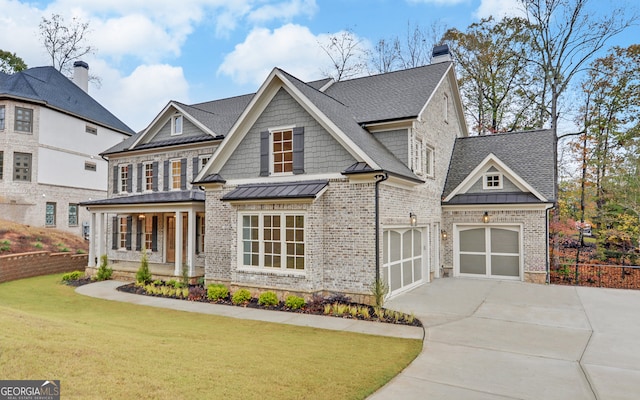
[0,275,422,399]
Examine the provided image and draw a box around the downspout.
[546,205,553,284]
[374,172,388,283]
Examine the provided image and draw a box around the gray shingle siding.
[372,129,409,167]
[220,88,356,179]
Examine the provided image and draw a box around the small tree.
[136,249,152,284]
[0,50,27,73]
[370,278,388,307]
[94,254,112,281]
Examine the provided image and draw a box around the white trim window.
[144,216,153,251]
[170,159,181,190]
[15,106,33,133]
[240,212,305,271]
[119,164,129,193]
[143,162,153,192]
[171,115,183,135]
[483,173,503,189]
[119,217,128,249]
[425,145,435,178]
[443,93,449,123]
[45,202,56,226]
[271,128,294,174]
[199,155,210,173]
[413,138,424,175]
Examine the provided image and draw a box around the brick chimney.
[73,61,89,93]
[431,44,452,64]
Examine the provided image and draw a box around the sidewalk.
[75,280,424,340]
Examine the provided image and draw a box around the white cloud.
[90,62,190,132]
[248,0,317,23]
[217,24,340,86]
[474,0,526,19]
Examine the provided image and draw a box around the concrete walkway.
[75,280,423,340]
[372,278,640,400]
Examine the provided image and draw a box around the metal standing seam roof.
[222,180,329,201]
[442,129,556,203]
[445,192,542,205]
[0,66,134,135]
[79,190,205,206]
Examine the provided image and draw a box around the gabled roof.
[442,129,556,203]
[0,66,134,135]
[323,62,453,124]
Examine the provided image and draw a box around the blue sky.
[0,0,637,131]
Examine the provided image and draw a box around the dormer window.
[483,173,503,189]
[171,115,183,135]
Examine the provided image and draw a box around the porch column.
[88,211,96,267]
[175,211,183,275]
[187,210,196,276]
[96,212,105,264]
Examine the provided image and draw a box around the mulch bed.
[115,282,423,328]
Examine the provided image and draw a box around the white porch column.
[175,211,183,275]
[96,212,105,265]
[187,210,196,276]
[88,211,96,267]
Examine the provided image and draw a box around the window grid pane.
[120,165,128,192]
[242,215,260,266]
[45,202,56,226]
[119,217,127,249]
[144,217,153,250]
[171,160,181,189]
[68,204,78,226]
[14,152,31,181]
[272,130,293,173]
[0,106,5,130]
[285,215,304,270]
[15,107,33,133]
[144,163,153,191]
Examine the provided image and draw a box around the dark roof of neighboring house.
[80,190,204,206]
[442,129,556,203]
[0,66,134,135]
[222,180,328,201]
[323,62,452,124]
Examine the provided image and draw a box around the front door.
[166,215,188,263]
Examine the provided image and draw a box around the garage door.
[382,228,425,296]
[457,226,521,279]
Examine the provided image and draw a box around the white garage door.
[457,226,521,279]
[382,228,425,296]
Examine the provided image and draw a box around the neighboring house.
[82,46,555,301]
[0,62,134,235]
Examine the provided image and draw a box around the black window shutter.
[180,158,187,190]
[192,157,199,182]
[126,164,133,192]
[112,216,118,249]
[136,218,142,251]
[112,166,118,193]
[136,163,143,192]
[260,131,270,176]
[195,216,201,254]
[125,216,132,250]
[152,162,159,192]
[163,160,169,191]
[293,127,304,174]
[151,216,158,252]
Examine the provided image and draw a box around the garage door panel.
[403,261,413,285]
[491,255,519,276]
[491,228,519,253]
[390,231,401,262]
[390,265,402,291]
[414,260,422,281]
[460,229,485,252]
[460,254,486,274]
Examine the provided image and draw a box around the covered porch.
[86,260,205,283]
[80,191,206,278]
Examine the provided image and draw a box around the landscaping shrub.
[258,291,278,307]
[62,270,84,281]
[285,295,305,310]
[231,288,252,305]
[0,240,10,252]
[95,254,113,281]
[188,285,207,301]
[136,250,152,284]
[207,284,229,301]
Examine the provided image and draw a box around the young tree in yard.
[0,50,27,73]
[319,29,368,81]
[39,14,94,74]
[443,17,539,135]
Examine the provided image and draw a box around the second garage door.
[456,226,521,279]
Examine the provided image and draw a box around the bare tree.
[399,20,446,69]
[369,37,401,74]
[319,29,368,81]
[39,14,95,74]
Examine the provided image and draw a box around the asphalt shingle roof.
[442,129,556,203]
[0,66,134,135]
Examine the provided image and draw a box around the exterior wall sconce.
[482,211,490,224]
[441,230,448,239]
[409,212,417,226]
[138,214,146,220]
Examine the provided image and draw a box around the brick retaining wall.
[0,251,88,283]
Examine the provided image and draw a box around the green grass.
[0,275,422,399]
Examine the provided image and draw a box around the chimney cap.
[432,44,450,58]
[73,61,89,69]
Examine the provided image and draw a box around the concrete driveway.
[370,278,640,400]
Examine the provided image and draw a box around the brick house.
[0,62,134,234]
[82,46,555,300]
